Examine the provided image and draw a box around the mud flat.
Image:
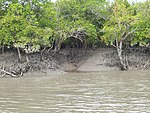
[0,48,149,77]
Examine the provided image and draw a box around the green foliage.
[0,0,149,54]
[54,0,104,47]
[0,4,27,46]
[0,3,53,53]
[15,26,53,53]
[101,0,138,46]
[132,1,150,46]
[38,2,56,28]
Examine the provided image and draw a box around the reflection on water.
[0,70,150,113]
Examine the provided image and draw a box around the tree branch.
[69,35,83,42]
[0,69,18,77]
[112,44,116,48]
[122,28,137,41]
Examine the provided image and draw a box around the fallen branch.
[0,69,18,77]
[143,60,150,68]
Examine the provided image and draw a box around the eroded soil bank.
[0,48,149,77]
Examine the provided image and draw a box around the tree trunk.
[26,54,29,62]
[17,47,21,62]
[54,39,61,53]
[1,45,4,54]
[54,44,60,53]
[116,40,128,70]
[117,49,127,70]
[40,47,46,61]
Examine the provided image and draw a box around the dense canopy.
[0,0,149,69]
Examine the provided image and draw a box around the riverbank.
[0,48,149,77]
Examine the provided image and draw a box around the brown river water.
[0,70,150,113]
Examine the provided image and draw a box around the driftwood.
[0,69,18,77]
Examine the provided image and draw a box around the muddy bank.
[0,48,149,77]
[78,48,150,71]
[0,49,94,77]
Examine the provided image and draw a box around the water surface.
[0,70,150,113]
